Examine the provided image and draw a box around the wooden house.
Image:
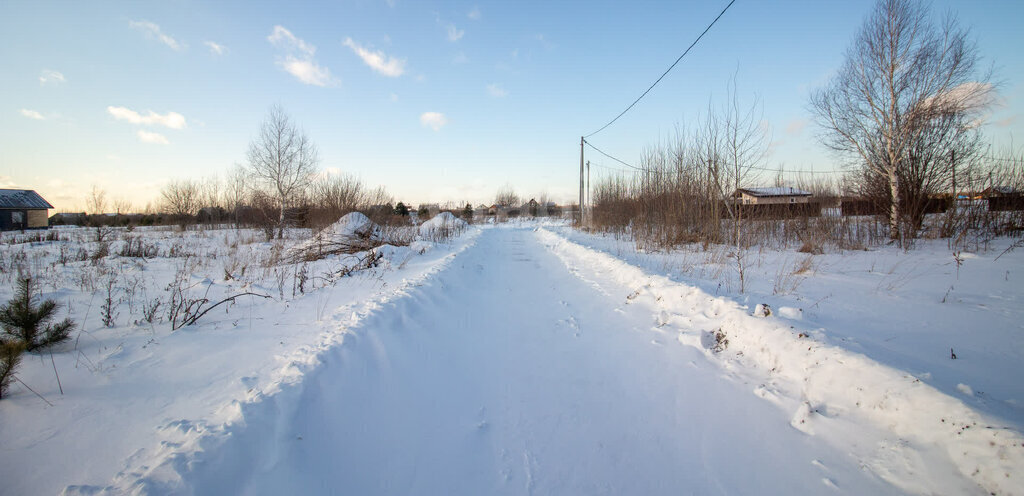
[0,189,53,231]
[732,187,812,205]
[984,186,1023,211]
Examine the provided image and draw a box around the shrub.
[0,277,75,352]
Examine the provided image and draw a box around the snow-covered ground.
[1,221,1022,494]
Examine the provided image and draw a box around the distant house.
[0,189,53,231]
[984,186,1023,212]
[982,186,1018,197]
[733,187,812,205]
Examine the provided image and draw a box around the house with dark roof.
[732,187,812,205]
[0,189,54,231]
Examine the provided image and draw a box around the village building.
[732,187,812,205]
[0,189,53,231]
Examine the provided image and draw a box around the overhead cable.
[584,0,737,138]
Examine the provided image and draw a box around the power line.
[584,0,737,138]
[586,138,1022,179]
[583,139,642,170]
[586,138,847,176]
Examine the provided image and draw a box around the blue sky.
[2,0,1022,212]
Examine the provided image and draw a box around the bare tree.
[810,0,992,241]
[246,105,320,238]
[223,164,248,229]
[112,197,133,215]
[161,179,200,227]
[86,185,107,215]
[494,185,520,208]
[312,173,366,215]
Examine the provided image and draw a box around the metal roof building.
[0,189,54,230]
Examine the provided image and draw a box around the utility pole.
[586,160,590,226]
[579,136,585,225]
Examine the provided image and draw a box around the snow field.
[537,227,1024,495]
[3,220,1021,494]
[0,224,480,495]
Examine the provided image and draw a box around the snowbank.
[418,211,467,238]
[319,212,383,240]
[290,212,385,260]
[536,227,1024,495]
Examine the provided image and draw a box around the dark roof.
[736,187,812,197]
[0,189,53,209]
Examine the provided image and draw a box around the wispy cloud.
[534,33,555,50]
[39,70,65,85]
[435,14,464,42]
[343,37,405,77]
[468,7,481,20]
[420,112,448,131]
[137,130,169,144]
[129,20,184,50]
[204,41,228,56]
[996,114,1018,127]
[268,25,314,56]
[486,83,507,98]
[452,52,469,65]
[384,0,396,7]
[107,106,187,129]
[267,26,335,86]
[785,118,807,136]
[446,24,464,42]
[19,109,45,120]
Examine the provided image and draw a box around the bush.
[0,277,75,352]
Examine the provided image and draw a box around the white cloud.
[468,7,481,20]
[390,93,399,102]
[384,0,395,7]
[204,41,228,55]
[452,52,469,65]
[420,112,448,131]
[39,70,65,85]
[137,130,169,144]
[446,23,464,42]
[267,26,335,86]
[267,25,314,56]
[279,56,334,87]
[343,37,406,77]
[19,109,45,120]
[486,83,507,98]
[129,20,184,50]
[107,106,187,129]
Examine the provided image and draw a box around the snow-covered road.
[206,226,898,494]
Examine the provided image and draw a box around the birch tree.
[810,0,991,242]
[246,105,320,238]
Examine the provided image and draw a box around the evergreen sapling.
[0,277,75,352]
[0,339,25,399]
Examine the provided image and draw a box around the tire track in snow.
[536,226,1024,495]
[217,226,897,494]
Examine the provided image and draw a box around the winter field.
[0,217,1022,495]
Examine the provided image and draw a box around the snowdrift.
[289,212,386,261]
[418,212,467,240]
[536,227,1024,496]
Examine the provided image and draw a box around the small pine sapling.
[0,277,75,352]
[0,339,26,399]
